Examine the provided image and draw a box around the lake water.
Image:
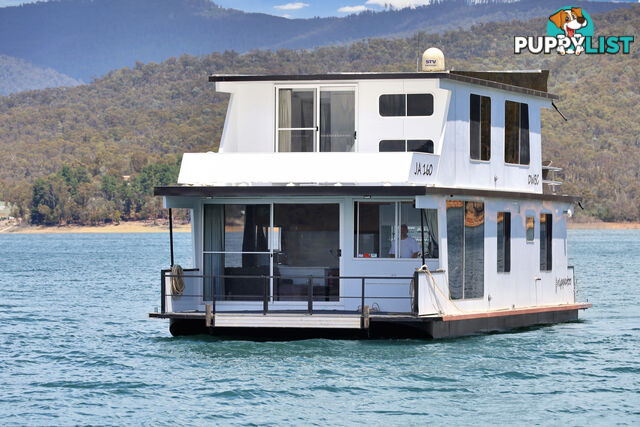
[0,230,638,425]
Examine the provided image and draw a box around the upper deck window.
[379,139,434,154]
[277,87,355,152]
[470,94,491,161]
[379,94,433,117]
[505,100,530,165]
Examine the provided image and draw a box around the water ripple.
[0,231,639,424]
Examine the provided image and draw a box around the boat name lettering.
[413,162,433,176]
[528,174,540,185]
[555,277,572,290]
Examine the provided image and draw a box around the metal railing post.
[307,277,313,314]
[412,271,419,315]
[263,276,269,315]
[361,277,365,313]
[212,275,216,314]
[160,270,166,314]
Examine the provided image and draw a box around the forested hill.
[1,5,639,223]
[0,0,629,83]
[0,55,80,95]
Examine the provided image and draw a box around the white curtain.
[278,89,292,152]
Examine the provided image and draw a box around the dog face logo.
[549,8,587,38]
[546,7,593,55]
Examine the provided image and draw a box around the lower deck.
[154,191,587,338]
[150,303,591,339]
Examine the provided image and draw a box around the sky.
[0,0,637,18]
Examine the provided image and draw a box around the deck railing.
[160,270,417,316]
[542,161,563,194]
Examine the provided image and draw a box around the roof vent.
[421,48,445,72]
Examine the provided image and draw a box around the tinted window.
[519,103,530,165]
[470,94,491,161]
[447,200,484,300]
[379,95,405,116]
[497,211,511,273]
[407,139,434,153]
[380,140,434,153]
[540,213,552,271]
[505,100,530,165]
[526,216,535,242]
[407,94,434,116]
[379,140,405,152]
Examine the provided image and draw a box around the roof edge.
[208,71,558,100]
[154,185,579,203]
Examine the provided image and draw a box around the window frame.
[275,84,358,153]
[378,93,434,117]
[379,139,434,154]
[525,215,535,243]
[497,211,511,273]
[353,200,439,261]
[540,213,553,271]
[446,200,485,300]
[470,94,491,162]
[504,100,530,166]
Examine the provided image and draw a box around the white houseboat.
[150,49,590,338]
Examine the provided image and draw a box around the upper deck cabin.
[176,68,559,194]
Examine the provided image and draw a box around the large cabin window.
[379,94,433,117]
[470,94,491,161]
[446,200,484,300]
[540,213,553,271]
[354,201,438,259]
[277,87,355,152]
[379,139,434,154]
[497,211,511,273]
[505,100,530,165]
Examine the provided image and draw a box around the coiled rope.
[417,264,467,314]
[170,264,185,296]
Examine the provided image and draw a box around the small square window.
[407,140,434,153]
[379,140,406,152]
[379,95,405,116]
[526,216,535,242]
[407,94,434,116]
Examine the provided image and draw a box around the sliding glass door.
[203,202,341,303]
[277,88,316,152]
[277,86,356,152]
[203,204,271,301]
[273,204,340,301]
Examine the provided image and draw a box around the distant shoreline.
[567,221,640,230]
[0,220,191,234]
[1,220,638,234]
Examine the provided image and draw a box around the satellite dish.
[422,48,445,72]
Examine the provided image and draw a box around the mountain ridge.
[0,0,630,84]
[0,5,638,222]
